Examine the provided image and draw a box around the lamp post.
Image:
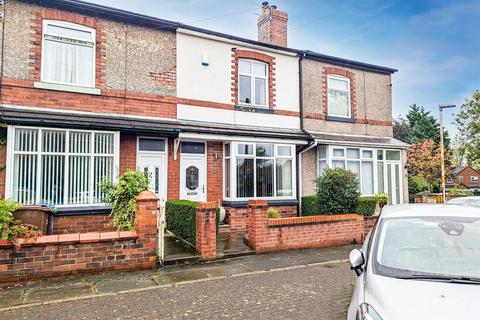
[439,104,456,204]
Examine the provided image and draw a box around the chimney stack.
[257,2,288,47]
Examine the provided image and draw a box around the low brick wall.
[195,202,217,260]
[225,204,297,231]
[248,200,371,253]
[53,214,115,234]
[0,191,159,284]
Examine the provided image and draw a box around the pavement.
[0,245,357,319]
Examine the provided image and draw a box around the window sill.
[34,81,101,95]
[326,115,354,123]
[235,105,273,114]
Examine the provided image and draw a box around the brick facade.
[120,133,137,175]
[231,49,276,109]
[0,190,158,284]
[447,166,480,189]
[195,202,217,260]
[207,141,223,204]
[167,137,180,200]
[52,214,115,234]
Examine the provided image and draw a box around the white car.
[347,204,480,320]
[447,196,480,208]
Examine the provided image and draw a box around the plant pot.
[13,206,51,235]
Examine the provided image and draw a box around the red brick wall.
[120,133,137,174]
[247,200,364,253]
[0,190,159,284]
[207,141,223,204]
[53,214,115,234]
[195,202,217,260]
[226,204,297,231]
[167,137,180,200]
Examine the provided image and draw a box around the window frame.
[6,125,120,208]
[471,176,478,183]
[317,146,403,197]
[41,19,96,88]
[459,176,464,183]
[224,142,296,200]
[237,59,269,108]
[327,74,351,118]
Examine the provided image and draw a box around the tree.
[393,117,409,142]
[407,139,452,190]
[454,91,480,170]
[405,104,449,148]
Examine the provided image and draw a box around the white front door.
[180,155,206,202]
[138,154,166,199]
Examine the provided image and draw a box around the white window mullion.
[89,132,95,205]
[64,131,70,205]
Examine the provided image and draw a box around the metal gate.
[157,198,166,266]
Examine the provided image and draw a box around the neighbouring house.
[446,166,480,191]
[0,0,406,234]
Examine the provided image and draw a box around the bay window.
[7,126,119,207]
[318,146,402,198]
[238,59,268,108]
[224,142,295,199]
[41,20,96,87]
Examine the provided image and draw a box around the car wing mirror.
[349,249,365,276]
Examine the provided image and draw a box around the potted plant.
[0,199,41,247]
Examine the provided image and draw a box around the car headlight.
[356,303,383,320]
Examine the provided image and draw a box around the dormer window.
[238,59,268,108]
[327,75,351,118]
[41,20,96,87]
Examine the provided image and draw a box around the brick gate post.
[196,202,217,260]
[247,199,269,251]
[135,190,159,268]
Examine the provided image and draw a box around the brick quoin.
[207,141,223,204]
[196,202,217,260]
[247,200,372,253]
[231,49,276,109]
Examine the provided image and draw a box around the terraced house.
[0,0,407,233]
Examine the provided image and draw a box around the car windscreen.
[373,216,480,279]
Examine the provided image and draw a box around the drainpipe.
[296,52,316,216]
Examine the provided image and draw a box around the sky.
[88,0,480,137]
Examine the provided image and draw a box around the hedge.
[301,195,321,216]
[355,197,377,216]
[166,200,220,246]
[166,200,198,245]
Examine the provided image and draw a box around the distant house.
[446,166,480,191]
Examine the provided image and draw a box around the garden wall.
[0,191,159,284]
[53,213,115,234]
[225,204,297,231]
[247,200,377,253]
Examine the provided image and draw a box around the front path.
[1,245,356,319]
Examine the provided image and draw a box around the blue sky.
[89,0,480,137]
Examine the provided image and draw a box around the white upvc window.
[41,20,96,87]
[471,176,478,183]
[224,142,295,200]
[459,176,464,183]
[327,75,351,118]
[6,126,119,207]
[238,59,268,108]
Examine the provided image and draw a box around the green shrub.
[355,197,377,216]
[0,199,40,245]
[301,195,320,216]
[267,208,279,218]
[375,192,388,209]
[448,186,474,197]
[101,170,149,231]
[166,200,198,245]
[316,167,360,214]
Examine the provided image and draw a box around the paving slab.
[23,283,94,304]
[0,290,24,308]
[95,277,157,293]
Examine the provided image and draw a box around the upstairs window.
[238,59,268,108]
[42,20,96,87]
[327,75,351,118]
[459,176,464,183]
[471,176,478,183]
